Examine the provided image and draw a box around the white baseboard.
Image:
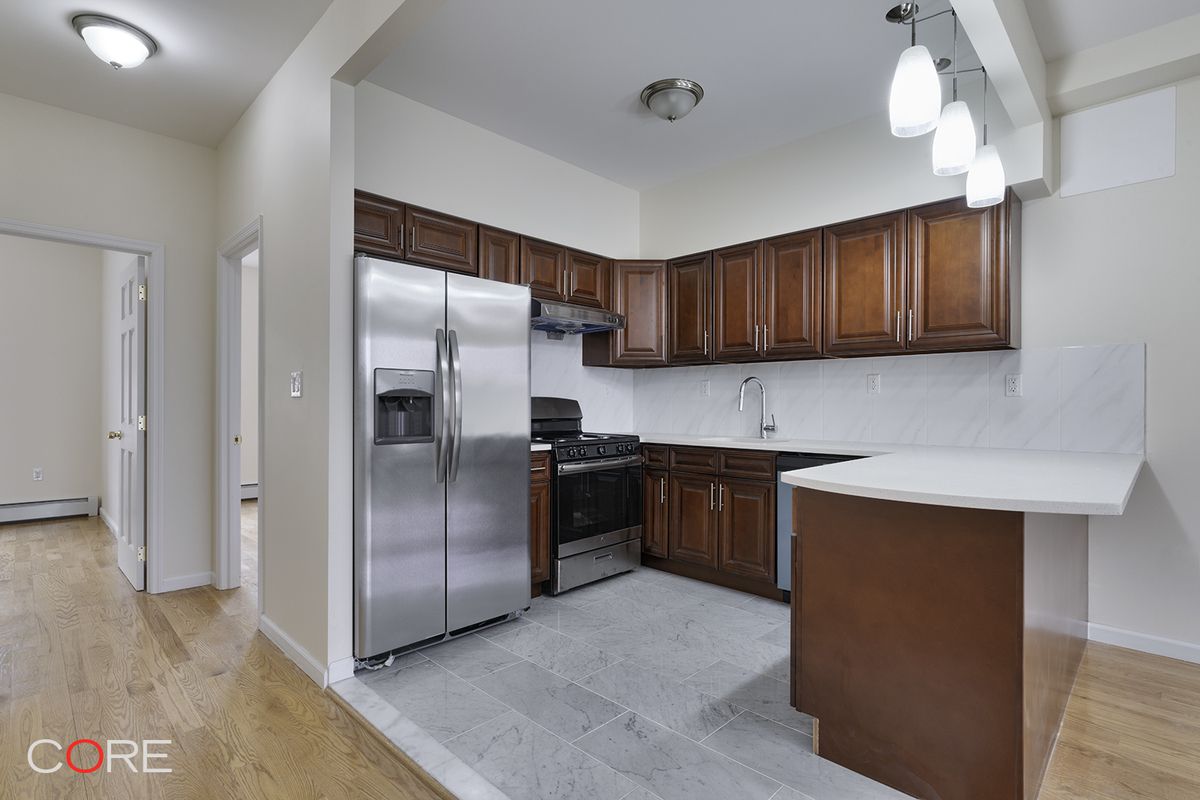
[240,484,259,500]
[98,506,118,536]
[157,571,214,593]
[327,656,356,684]
[1089,622,1200,665]
[260,614,328,686]
[0,496,98,524]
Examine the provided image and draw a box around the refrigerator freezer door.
[355,257,449,658]
[445,273,531,632]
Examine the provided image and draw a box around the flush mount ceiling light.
[640,79,704,123]
[886,4,941,137]
[930,11,976,175]
[72,13,158,69]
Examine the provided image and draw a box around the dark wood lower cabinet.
[643,468,669,558]
[718,478,776,582]
[668,473,719,568]
[530,453,551,595]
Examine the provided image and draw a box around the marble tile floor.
[332,566,907,800]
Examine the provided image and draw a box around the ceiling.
[367,0,980,190]
[0,0,332,147]
[1026,0,1200,62]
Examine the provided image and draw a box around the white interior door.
[115,258,146,590]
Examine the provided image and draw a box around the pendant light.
[931,12,976,175]
[888,5,941,137]
[967,69,1006,207]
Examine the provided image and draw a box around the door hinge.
[138,415,147,431]
[138,284,147,302]
[233,434,242,445]
[137,545,146,562]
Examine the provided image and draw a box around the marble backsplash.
[530,332,635,432]
[631,344,1146,455]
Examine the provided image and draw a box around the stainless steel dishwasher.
[776,453,865,592]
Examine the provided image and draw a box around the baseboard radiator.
[0,496,99,524]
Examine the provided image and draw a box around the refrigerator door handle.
[435,328,450,483]
[447,329,464,482]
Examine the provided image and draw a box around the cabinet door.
[763,229,822,359]
[566,250,610,309]
[610,260,668,366]
[668,252,713,364]
[530,478,551,584]
[479,226,520,284]
[824,212,907,355]
[521,237,567,301]
[718,479,776,583]
[405,206,478,274]
[908,194,1015,351]
[643,468,670,558]
[353,191,404,258]
[669,473,719,568]
[713,242,763,362]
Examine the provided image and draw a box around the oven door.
[553,455,642,557]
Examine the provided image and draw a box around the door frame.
[0,215,165,592]
[215,218,263,604]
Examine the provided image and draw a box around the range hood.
[531,299,625,339]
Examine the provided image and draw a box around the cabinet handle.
[763,324,768,352]
[719,483,726,512]
[703,330,709,355]
[564,268,570,297]
[660,477,666,504]
[710,482,715,510]
[410,226,415,252]
[896,311,901,343]
[908,309,914,343]
[754,324,759,351]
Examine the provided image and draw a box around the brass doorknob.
[107,431,123,440]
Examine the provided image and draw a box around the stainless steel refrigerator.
[354,256,531,660]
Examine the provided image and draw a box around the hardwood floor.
[0,505,445,799]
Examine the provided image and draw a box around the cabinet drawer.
[670,447,719,474]
[719,450,776,480]
[530,452,551,481]
[643,445,669,468]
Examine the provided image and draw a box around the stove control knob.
[597,445,607,456]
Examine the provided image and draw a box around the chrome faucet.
[738,376,776,439]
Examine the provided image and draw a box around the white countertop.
[531,442,552,452]
[636,433,1143,516]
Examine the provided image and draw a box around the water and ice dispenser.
[374,368,435,444]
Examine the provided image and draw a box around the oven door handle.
[557,454,643,475]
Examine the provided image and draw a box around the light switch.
[290,371,303,398]
[32,467,43,481]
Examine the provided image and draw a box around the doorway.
[216,219,263,604]
[0,216,164,591]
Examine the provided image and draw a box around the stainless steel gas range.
[531,397,642,594]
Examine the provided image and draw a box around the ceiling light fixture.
[886,4,941,137]
[72,14,158,70]
[930,11,976,175]
[640,79,704,123]
[967,68,1006,207]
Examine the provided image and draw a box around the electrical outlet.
[700,379,710,397]
[867,374,882,395]
[1005,373,1023,397]
[290,370,303,398]
[32,467,43,481]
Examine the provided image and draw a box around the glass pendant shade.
[966,144,1006,207]
[931,100,976,175]
[889,45,941,137]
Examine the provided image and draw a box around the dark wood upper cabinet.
[718,478,776,583]
[585,260,668,367]
[763,229,822,359]
[907,191,1020,351]
[404,206,478,275]
[565,250,610,309]
[668,252,713,364]
[643,467,670,558]
[824,211,907,356]
[479,226,520,285]
[521,237,567,301]
[669,473,719,568]
[353,191,404,258]
[713,242,763,362]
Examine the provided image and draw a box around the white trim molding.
[158,571,215,593]
[1089,622,1200,666]
[260,615,328,686]
[0,216,165,593]
[99,506,118,536]
[327,657,356,685]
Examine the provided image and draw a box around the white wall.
[0,91,217,588]
[100,249,139,531]
[0,235,101,505]
[241,255,260,487]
